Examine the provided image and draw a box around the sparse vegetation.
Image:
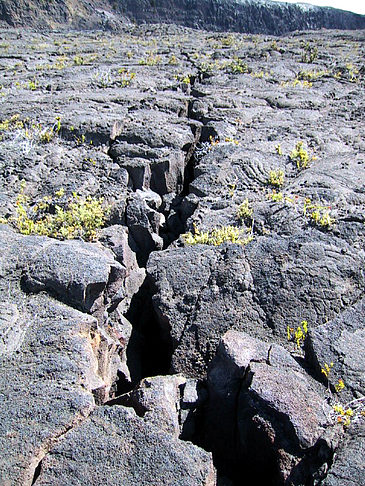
[139,51,161,65]
[303,198,335,228]
[225,57,249,74]
[92,68,135,88]
[10,182,110,241]
[183,224,253,246]
[268,169,285,187]
[237,199,253,221]
[287,320,308,349]
[275,144,283,156]
[300,42,318,63]
[290,141,316,170]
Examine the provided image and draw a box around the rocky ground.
[0,24,364,485]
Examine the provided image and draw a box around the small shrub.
[267,190,284,202]
[183,224,253,247]
[139,51,161,66]
[168,54,178,65]
[287,320,308,349]
[12,183,110,241]
[275,144,283,156]
[268,169,285,187]
[320,361,365,428]
[237,199,253,220]
[281,79,312,89]
[225,57,248,74]
[290,141,316,170]
[298,70,327,81]
[303,199,335,228]
[300,43,318,63]
[73,55,85,65]
[92,68,135,88]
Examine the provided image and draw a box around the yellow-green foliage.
[268,169,285,187]
[303,199,335,228]
[275,144,283,156]
[93,68,135,88]
[73,55,85,65]
[225,57,248,74]
[220,35,235,47]
[290,141,315,170]
[266,190,298,205]
[281,79,313,89]
[117,68,136,87]
[298,70,327,81]
[139,51,161,65]
[320,361,365,427]
[0,114,24,134]
[27,79,38,90]
[168,54,179,65]
[0,115,61,145]
[287,320,308,349]
[175,74,191,85]
[300,43,318,63]
[13,183,110,241]
[183,225,253,247]
[333,404,353,427]
[237,199,253,220]
[267,190,284,202]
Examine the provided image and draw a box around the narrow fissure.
[104,70,293,486]
[124,277,173,387]
[31,460,42,486]
[110,72,208,393]
[103,70,268,485]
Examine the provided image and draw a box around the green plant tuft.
[290,141,317,170]
[237,199,253,220]
[268,169,285,187]
[183,224,253,247]
[12,182,110,241]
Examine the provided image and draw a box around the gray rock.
[147,244,267,378]
[0,297,101,485]
[0,302,27,356]
[117,374,186,436]
[99,225,146,314]
[0,24,365,486]
[127,193,165,265]
[245,233,365,334]
[307,298,365,399]
[33,405,216,486]
[205,330,334,484]
[22,238,124,314]
[323,426,365,486]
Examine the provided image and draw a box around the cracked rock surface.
[0,23,364,486]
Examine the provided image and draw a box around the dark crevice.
[122,276,173,387]
[108,69,210,396]
[31,459,42,485]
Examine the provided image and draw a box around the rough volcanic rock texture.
[205,330,335,484]
[33,405,216,486]
[0,23,364,486]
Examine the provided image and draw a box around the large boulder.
[0,225,135,484]
[33,405,216,486]
[205,330,335,484]
[22,238,124,314]
[0,296,104,486]
[147,243,267,378]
